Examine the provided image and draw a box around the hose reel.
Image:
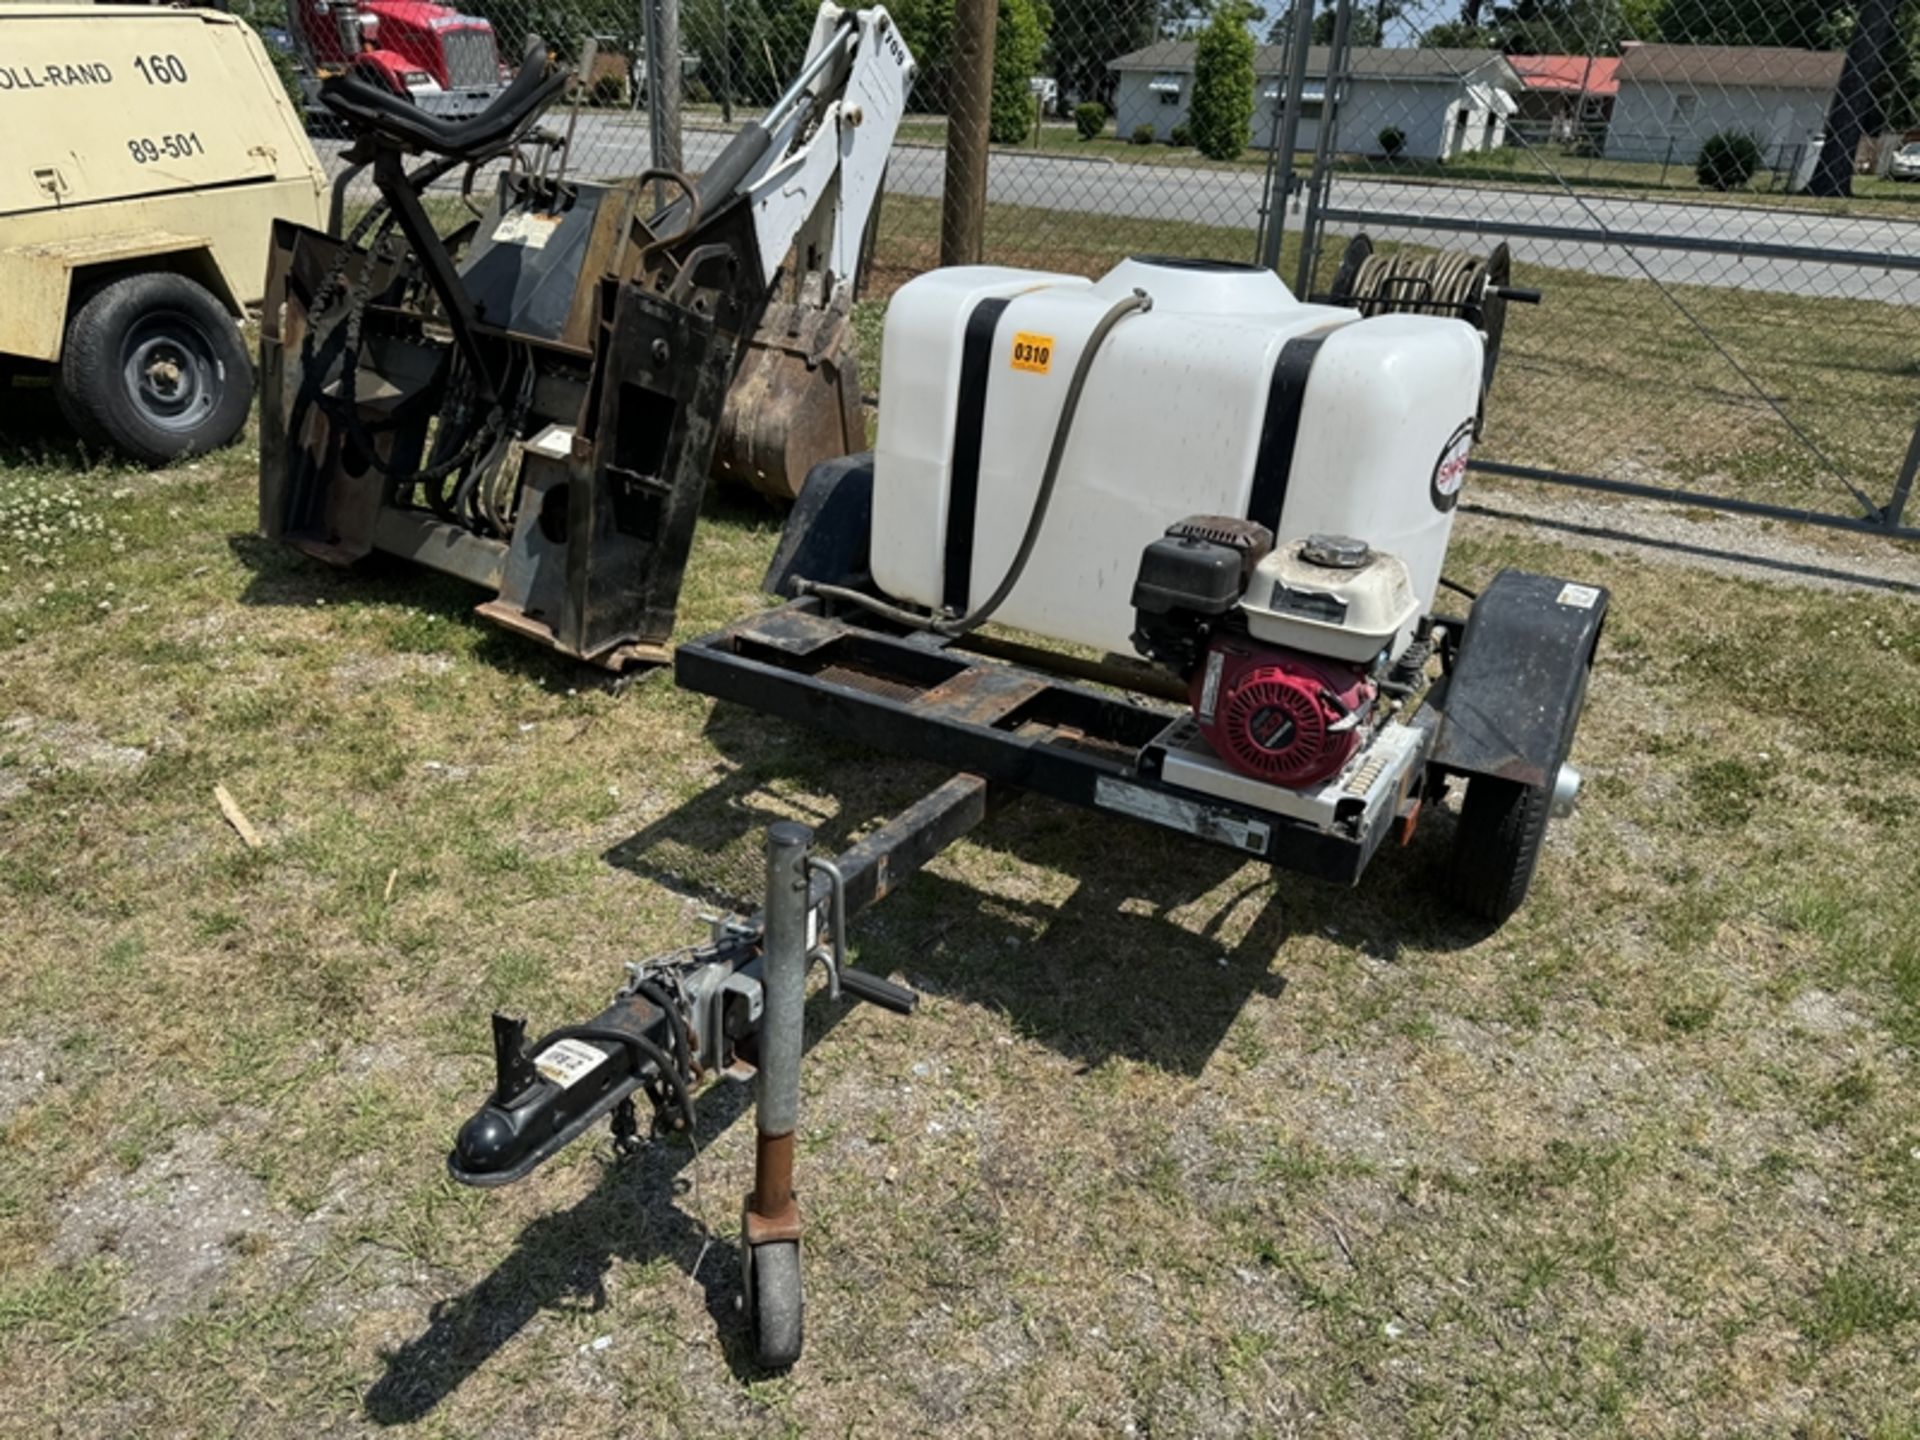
[1326,234,1539,431]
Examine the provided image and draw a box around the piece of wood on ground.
[214,784,263,850]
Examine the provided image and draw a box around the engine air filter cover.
[1242,538,1421,664]
[1192,639,1375,788]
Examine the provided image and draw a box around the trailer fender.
[0,231,234,364]
[1426,568,1609,791]
[763,452,875,599]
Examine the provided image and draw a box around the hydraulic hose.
[799,286,1154,636]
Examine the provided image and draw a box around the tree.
[1265,0,1382,46]
[1652,0,1844,47]
[1419,0,1650,52]
[1190,0,1256,158]
[1420,18,1490,43]
[991,0,1051,142]
[1052,0,1155,111]
[1881,0,1920,130]
[1806,0,1904,195]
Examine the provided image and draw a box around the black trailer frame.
[674,597,1423,885]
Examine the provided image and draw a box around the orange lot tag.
[1010,332,1054,373]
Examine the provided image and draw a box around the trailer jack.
[448,774,995,1367]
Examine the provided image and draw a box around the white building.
[1604,43,1842,167]
[1107,43,1520,159]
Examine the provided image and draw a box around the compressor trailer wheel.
[57,272,253,464]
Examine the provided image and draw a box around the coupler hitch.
[445,774,996,1365]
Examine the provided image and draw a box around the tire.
[55,272,253,465]
[747,1241,804,1369]
[1447,775,1552,924]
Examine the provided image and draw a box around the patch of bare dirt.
[1462,487,1920,595]
[53,1131,283,1335]
[331,652,454,692]
[0,1034,61,1125]
[1,714,149,779]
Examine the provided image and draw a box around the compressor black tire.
[55,273,254,465]
[747,1241,804,1369]
[1448,775,1552,924]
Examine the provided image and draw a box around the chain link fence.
[288,0,1920,535]
[1276,0,1920,535]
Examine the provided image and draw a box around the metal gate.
[1260,0,1920,542]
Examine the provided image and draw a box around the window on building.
[1259,78,1326,119]
[1672,92,1697,124]
[1150,73,1183,105]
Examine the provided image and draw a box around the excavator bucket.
[711,296,866,504]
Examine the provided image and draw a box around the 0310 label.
[1010,332,1054,373]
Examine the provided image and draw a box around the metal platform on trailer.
[675,598,1425,885]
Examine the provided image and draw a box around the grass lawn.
[1,211,1918,1436]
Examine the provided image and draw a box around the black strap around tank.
[942,296,1012,615]
[1247,334,1328,534]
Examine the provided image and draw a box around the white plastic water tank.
[870,256,1484,658]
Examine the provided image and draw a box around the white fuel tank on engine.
[870,256,1485,658]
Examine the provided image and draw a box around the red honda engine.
[1191,638,1376,788]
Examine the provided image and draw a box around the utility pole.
[1805,0,1899,198]
[941,0,997,265]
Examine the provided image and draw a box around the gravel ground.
[1463,484,1920,595]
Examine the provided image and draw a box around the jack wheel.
[746,1241,804,1369]
[1447,775,1551,924]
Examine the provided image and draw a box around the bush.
[1696,130,1762,191]
[1131,123,1155,145]
[1170,122,1192,147]
[1074,101,1107,140]
[589,71,627,107]
[988,0,1048,144]
[1189,2,1256,161]
[1378,125,1406,158]
[230,0,306,115]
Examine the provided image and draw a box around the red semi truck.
[287,0,507,120]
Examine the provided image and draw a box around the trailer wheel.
[56,272,253,465]
[1447,775,1552,924]
[746,1241,804,1369]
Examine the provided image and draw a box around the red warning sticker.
[1430,419,1474,513]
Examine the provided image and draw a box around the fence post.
[1888,417,1920,532]
[1259,0,1316,273]
[1293,0,1352,297]
[643,0,683,204]
[718,0,732,124]
[941,0,996,265]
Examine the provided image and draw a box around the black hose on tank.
[799,286,1154,635]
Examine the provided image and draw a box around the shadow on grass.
[606,701,1493,1075]
[361,1033,827,1420]
[0,383,118,474]
[224,479,782,679]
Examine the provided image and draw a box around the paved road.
[318,114,1920,302]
